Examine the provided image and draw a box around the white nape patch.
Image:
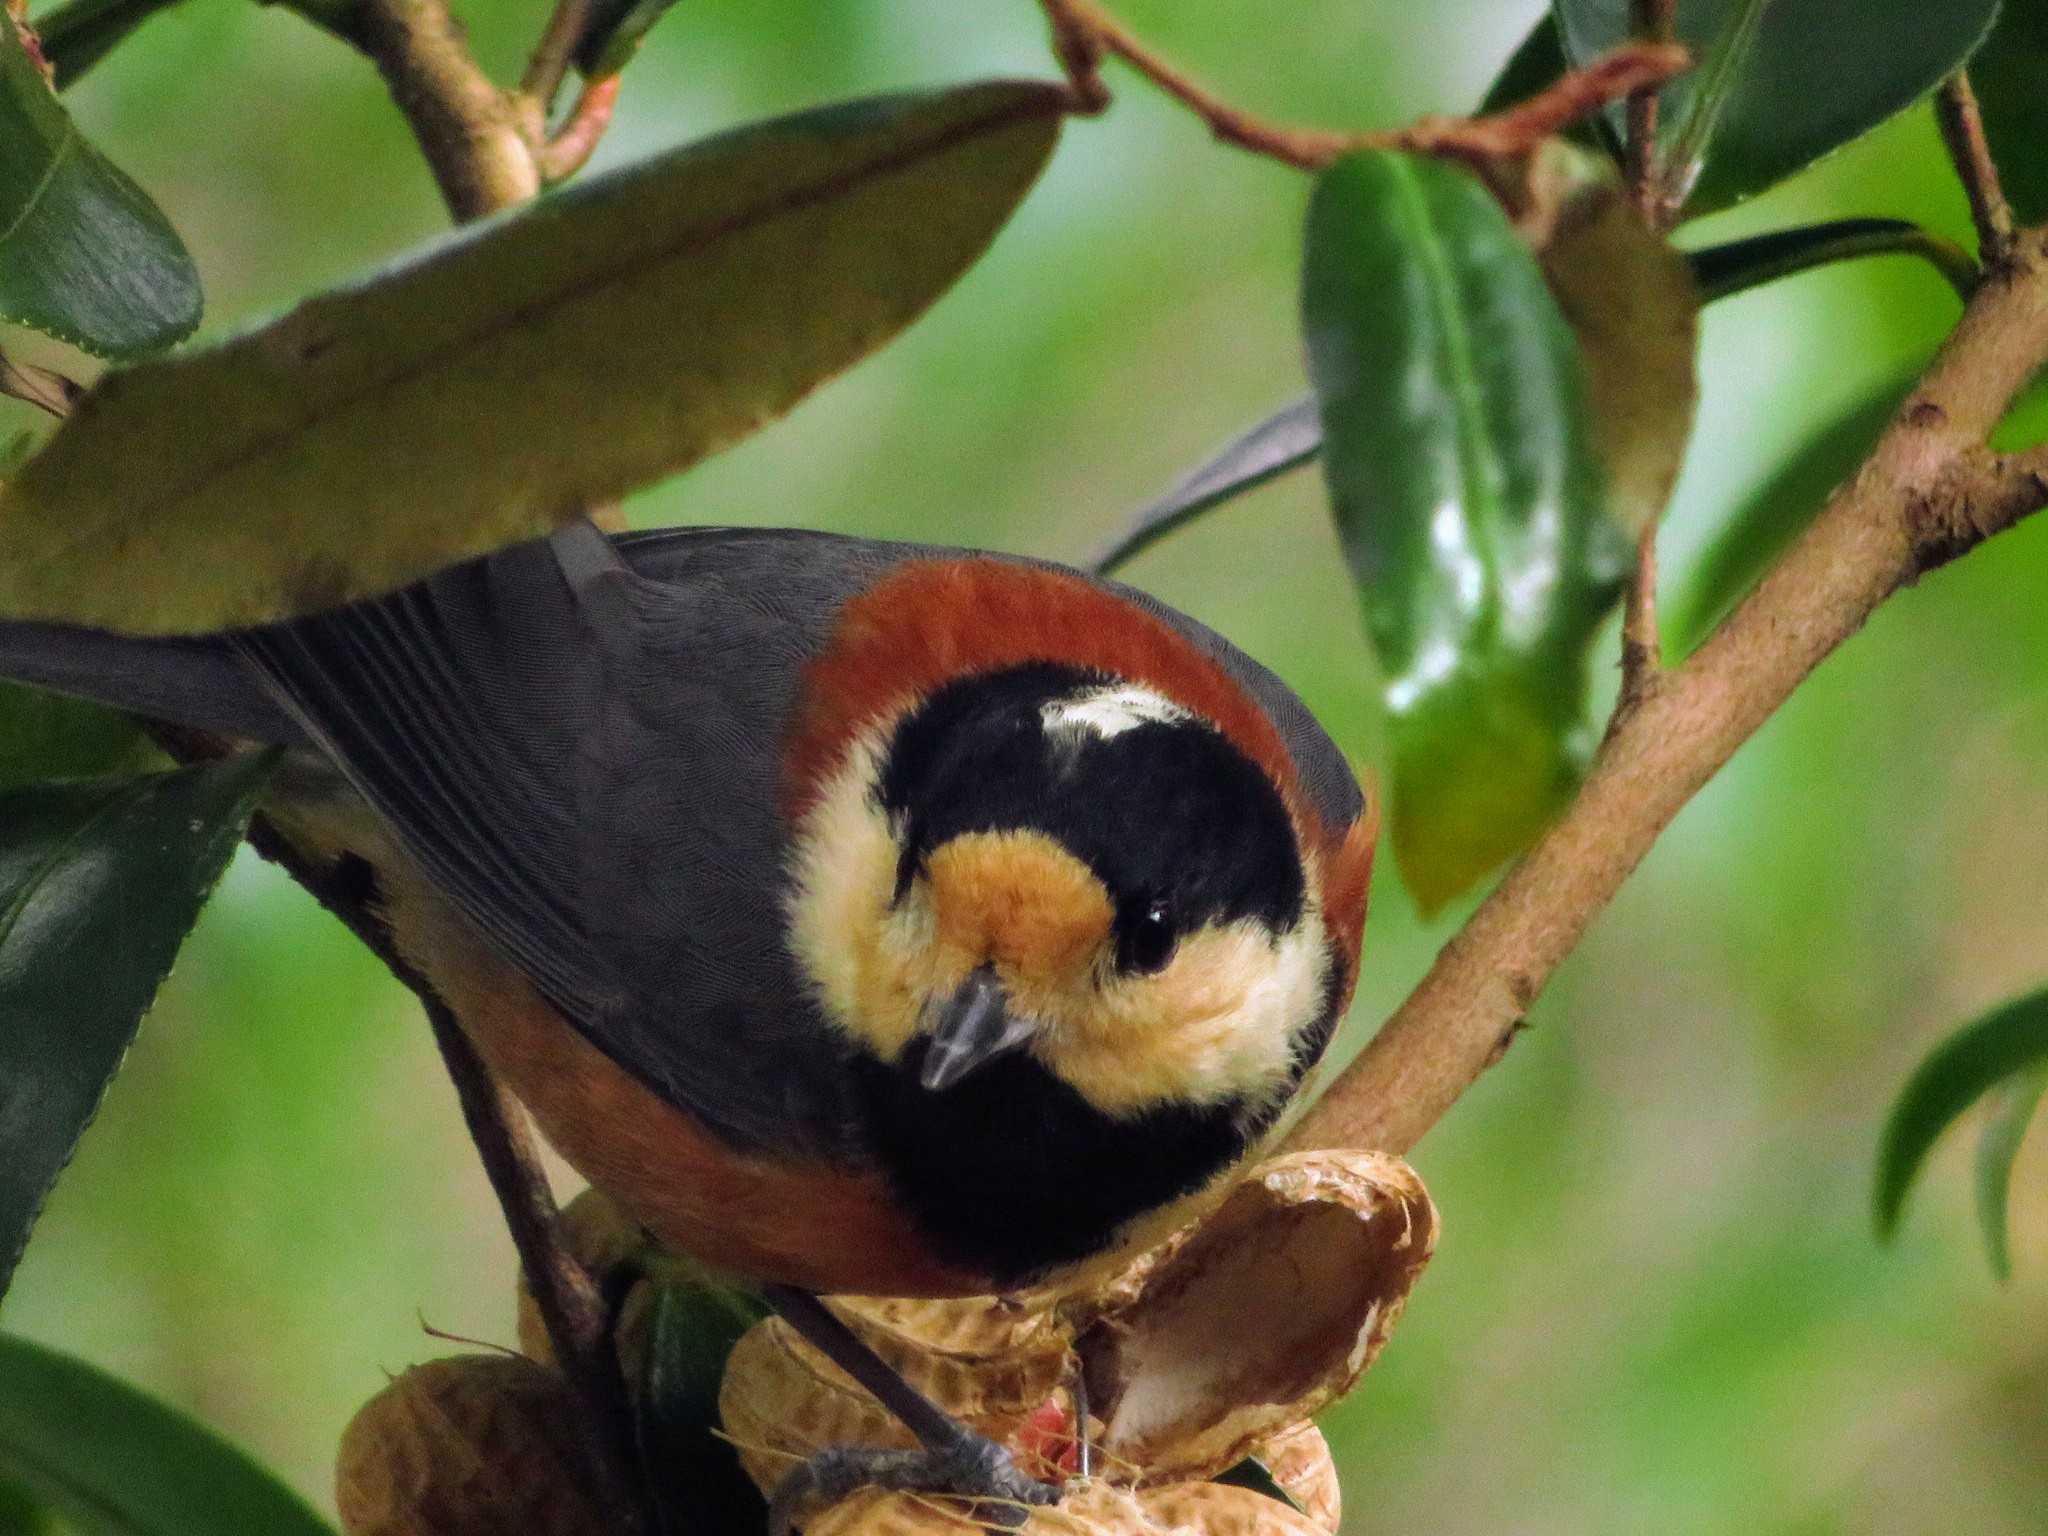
[1040,684,1190,742]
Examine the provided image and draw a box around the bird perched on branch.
[0,519,1372,1523]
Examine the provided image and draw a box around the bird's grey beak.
[920,965,1036,1092]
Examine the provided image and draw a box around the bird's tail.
[0,618,307,744]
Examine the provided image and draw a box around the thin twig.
[520,0,595,121]
[536,73,621,183]
[1624,0,1676,227]
[1287,224,2048,1158]
[0,351,81,419]
[1038,0,1687,171]
[1935,71,2015,268]
[1612,524,1663,723]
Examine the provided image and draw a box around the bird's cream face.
[785,708,1333,1123]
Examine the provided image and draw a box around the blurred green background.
[5,2,2046,1531]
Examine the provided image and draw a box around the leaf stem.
[1036,0,1687,172]
[1688,217,1980,306]
[30,0,188,89]
[536,71,621,183]
[1935,70,2015,268]
[519,0,595,120]
[1286,223,2048,1159]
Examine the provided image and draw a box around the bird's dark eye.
[1118,898,1176,974]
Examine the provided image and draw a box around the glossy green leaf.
[1303,150,1626,912]
[1554,0,2000,218]
[32,0,191,90]
[1971,0,2048,228]
[1668,375,1908,655]
[636,1277,769,1533]
[0,684,144,792]
[0,12,200,357]
[0,1478,59,1536]
[1532,149,1699,535]
[0,1332,335,1535]
[1974,1062,2048,1280]
[1875,987,2048,1246]
[1093,397,1321,574]
[0,752,274,1299]
[0,80,1064,634]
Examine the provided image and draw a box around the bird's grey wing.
[232,521,913,1154]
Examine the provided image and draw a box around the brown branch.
[1612,524,1664,722]
[1936,71,2015,268]
[1286,225,2048,1158]
[519,0,595,120]
[1624,0,1676,227]
[536,72,621,183]
[348,0,538,220]
[1038,0,1687,171]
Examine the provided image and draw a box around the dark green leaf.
[0,1478,60,1536]
[1973,1062,2047,1281]
[0,12,200,357]
[1971,0,2048,227]
[0,1332,336,1535]
[1214,1457,1307,1513]
[0,80,1063,634]
[1687,218,1978,305]
[0,683,145,792]
[0,752,274,1299]
[575,0,686,77]
[1667,375,1907,655]
[1875,987,2048,1244]
[1303,150,1626,912]
[1554,0,2000,218]
[32,0,191,90]
[1092,397,1321,575]
[635,1278,770,1535]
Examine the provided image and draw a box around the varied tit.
[0,519,1372,1513]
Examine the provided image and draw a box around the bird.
[0,518,1373,1523]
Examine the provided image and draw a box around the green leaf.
[1875,987,2048,1246]
[1302,150,1626,913]
[1667,375,1908,655]
[1971,0,2048,227]
[1092,397,1321,575]
[0,80,1064,634]
[0,752,274,1300]
[0,683,145,792]
[0,1332,336,1535]
[635,1278,769,1534]
[0,12,200,358]
[1553,0,2001,218]
[31,0,191,91]
[0,1478,60,1536]
[1530,148,1699,535]
[1974,1062,2047,1281]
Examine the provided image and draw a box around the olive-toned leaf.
[1975,1063,2047,1281]
[0,1332,336,1536]
[0,752,274,1300]
[1875,987,2048,1247]
[1667,376,1907,655]
[1303,150,1626,912]
[0,682,146,792]
[1527,149,1698,535]
[32,0,191,90]
[1092,398,1321,575]
[0,81,1064,634]
[1971,0,2048,227]
[0,12,200,357]
[1553,0,2000,218]
[636,1279,770,1532]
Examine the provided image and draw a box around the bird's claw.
[768,1428,1062,1536]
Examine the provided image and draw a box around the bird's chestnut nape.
[785,661,1337,1125]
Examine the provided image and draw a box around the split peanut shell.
[335,1355,608,1536]
[1244,1422,1339,1534]
[1085,1149,1435,1482]
[804,1476,1332,1536]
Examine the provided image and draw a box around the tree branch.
[1624,0,1676,228]
[1038,0,1687,172]
[1935,70,2015,268]
[1287,225,2048,1158]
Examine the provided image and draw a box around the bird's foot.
[767,1425,1062,1536]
